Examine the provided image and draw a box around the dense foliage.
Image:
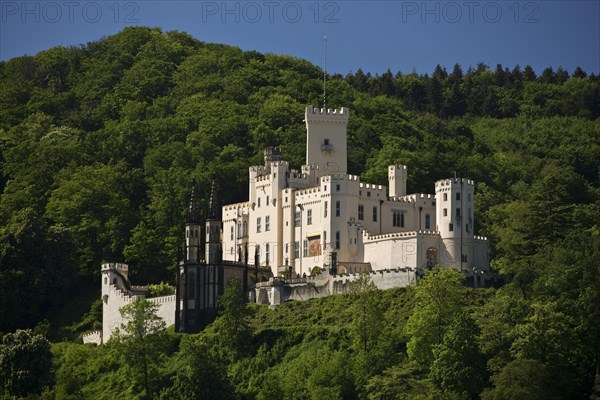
[0,27,599,398]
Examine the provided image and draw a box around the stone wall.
[255,268,417,306]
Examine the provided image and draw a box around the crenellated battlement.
[295,187,322,196]
[147,295,176,305]
[363,230,441,242]
[359,182,385,191]
[101,262,128,275]
[223,202,250,212]
[320,173,360,182]
[435,178,475,188]
[305,106,350,119]
[387,193,435,203]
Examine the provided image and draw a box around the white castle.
[222,106,489,278]
[84,105,493,344]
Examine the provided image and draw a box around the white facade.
[222,106,489,277]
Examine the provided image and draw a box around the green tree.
[214,278,253,360]
[405,268,465,367]
[350,273,383,353]
[430,313,488,398]
[482,359,548,400]
[366,362,433,400]
[114,300,167,400]
[0,329,53,397]
[160,336,234,400]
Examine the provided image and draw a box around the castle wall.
[82,330,102,345]
[148,295,176,328]
[256,268,417,306]
[102,283,139,343]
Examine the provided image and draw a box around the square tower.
[305,107,349,177]
[388,165,407,197]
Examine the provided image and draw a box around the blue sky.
[1,1,599,75]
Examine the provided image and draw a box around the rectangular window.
[303,239,308,257]
[443,208,447,217]
[443,193,447,201]
[373,206,378,222]
[336,184,340,191]
[367,191,371,197]
[461,254,468,262]
[456,193,461,201]
[393,211,405,227]
[425,214,431,229]
[256,217,261,233]
[294,211,300,227]
[285,243,289,254]
[266,195,270,205]
[456,208,461,217]
[468,193,471,202]
[323,231,327,248]
[258,197,261,207]
[265,215,270,231]
[358,204,364,220]
[336,201,340,217]
[449,223,454,232]
[335,231,340,249]
[238,221,242,237]
[265,243,270,264]
[294,241,299,259]
[324,201,328,218]
[307,209,312,225]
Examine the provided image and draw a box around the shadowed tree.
[0,329,53,397]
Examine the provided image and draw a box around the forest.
[0,27,599,399]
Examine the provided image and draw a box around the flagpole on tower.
[323,34,327,109]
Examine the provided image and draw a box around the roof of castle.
[187,180,199,224]
[207,178,219,220]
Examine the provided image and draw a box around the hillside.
[0,27,599,399]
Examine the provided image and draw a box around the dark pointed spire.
[187,180,199,224]
[207,177,219,220]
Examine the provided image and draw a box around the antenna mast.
[323,34,327,109]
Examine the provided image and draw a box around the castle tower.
[186,182,201,262]
[101,263,131,343]
[177,179,224,333]
[305,106,349,177]
[435,178,475,268]
[388,165,407,197]
[203,180,223,310]
[178,183,201,332]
